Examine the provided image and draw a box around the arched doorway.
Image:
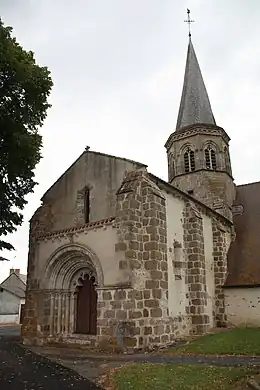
[43,244,103,337]
[75,274,97,335]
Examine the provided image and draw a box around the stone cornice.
[165,124,230,151]
[34,217,115,242]
[172,168,234,181]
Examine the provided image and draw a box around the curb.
[247,378,260,390]
[0,323,21,327]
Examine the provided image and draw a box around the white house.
[0,269,26,324]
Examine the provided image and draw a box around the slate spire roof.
[176,38,216,130]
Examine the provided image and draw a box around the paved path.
[29,344,260,382]
[0,326,102,390]
[30,343,260,366]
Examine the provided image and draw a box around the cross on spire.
[184,8,195,38]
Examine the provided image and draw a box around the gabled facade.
[0,269,26,324]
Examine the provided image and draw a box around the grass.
[169,328,260,356]
[112,363,257,390]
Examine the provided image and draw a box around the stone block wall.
[97,287,144,349]
[173,170,235,221]
[21,290,41,344]
[111,169,191,348]
[97,286,191,349]
[21,224,40,343]
[212,220,229,327]
[22,202,55,344]
[183,201,210,334]
[182,199,231,333]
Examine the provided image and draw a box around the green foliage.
[169,328,260,356]
[0,18,53,251]
[113,363,256,390]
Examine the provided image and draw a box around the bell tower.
[165,35,235,220]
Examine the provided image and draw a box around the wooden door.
[76,276,97,335]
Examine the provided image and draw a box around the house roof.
[1,271,27,286]
[0,284,25,298]
[0,271,27,298]
[176,38,216,131]
[18,273,27,285]
[226,181,260,287]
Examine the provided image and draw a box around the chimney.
[10,268,20,275]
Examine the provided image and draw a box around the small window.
[168,154,175,181]
[184,148,195,173]
[205,146,217,170]
[84,188,90,224]
[172,159,175,178]
[0,288,3,293]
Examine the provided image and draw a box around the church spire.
[176,38,216,130]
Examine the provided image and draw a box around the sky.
[1,0,260,281]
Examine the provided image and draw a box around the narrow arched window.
[184,148,195,173]
[168,154,175,181]
[205,146,217,170]
[224,147,231,174]
[172,159,175,176]
[84,187,90,223]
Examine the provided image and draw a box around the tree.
[0,19,53,251]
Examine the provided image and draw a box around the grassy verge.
[168,328,260,355]
[112,363,257,390]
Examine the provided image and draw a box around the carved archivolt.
[72,270,97,292]
[43,243,104,290]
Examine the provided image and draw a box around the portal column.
[49,293,55,336]
[57,293,62,334]
[65,292,70,334]
[69,293,76,333]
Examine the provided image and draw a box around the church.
[21,37,260,349]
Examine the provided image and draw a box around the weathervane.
[184,9,194,38]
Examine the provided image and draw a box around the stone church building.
[22,38,260,348]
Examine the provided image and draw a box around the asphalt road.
[0,325,102,390]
